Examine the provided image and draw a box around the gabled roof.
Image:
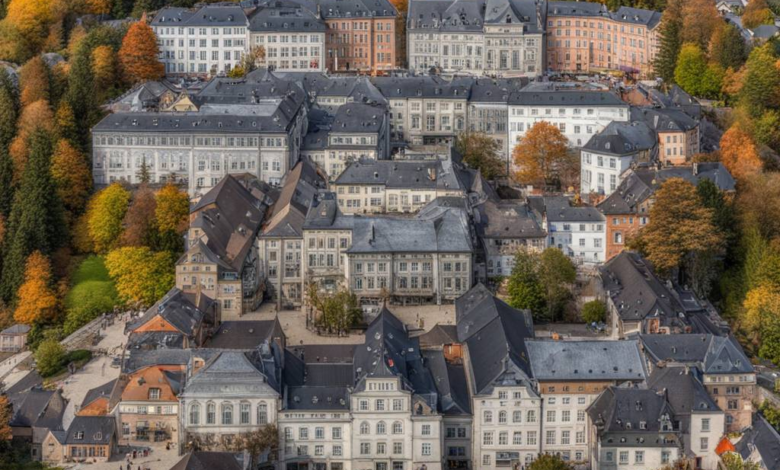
[640,334,753,374]
[611,6,662,28]
[206,319,284,349]
[129,288,213,338]
[648,366,720,430]
[0,324,31,335]
[262,159,328,238]
[334,158,465,191]
[526,340,647,382]
[423,349,471,415]
[248,2,326,32]
[509,87,626,107]
[631,107,698,133]
[588,387,678,444]
[582,120,657,156]
[64,416,116,445]
[10,388,66,431]
[531,195,605,223]
[80,380,117,410]
[171,451,244,470]
[152,4,249,26]
[733,415,780,468]
[417,324,459,349]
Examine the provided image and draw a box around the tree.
[86,0,111,16]
[760,401,780,430]
[742,0,775,29]
[9,99,55,181]
[67,42,97,151]
[697,178,735,254]
[0,395,11,441]
[634,178,722,276]
[232,425,279,465]
[307,283,363,335]
[455,130,506,179]
[155,183,189,234]
[654,0,685,84]
[240,45,266,73]
[18,55,50,107]
[538,248,577,322]
[55,100,79,145]
[674,43,708,97]
[736,173,780,240]
[34,338,65,377]
[51,139,92,218]
[0,130,66,303]
[119,20,164,84]
[105,246,175,306]
[506,250,545,316]
[720,125,763,181]
[0,84,17,148]
[527,454,572,470]
[2,0,54,61]
[709,23,747,70]
[120,185,157,248]
[721,453,763,470]
[92,45,117,97]
[0,146,12,218]
[739,44,780,118]
[681,0,720,50]
[582,299,606,324]
[512,121,573,189]
[13,251,57,324]
[88,183,131,253]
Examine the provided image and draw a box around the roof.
[640,334,753,374]
[123,349,193,374]
[371,76,472,100]
[456,283,535,395]
[734,415,780,468]
[474,199,547,240]
[588,387,679,446]
[526,340,646,382]
[631,107,698,133]
[262,159,328,238]
[330,102,386,134]
[171,451,244,470]
[582,120,657,156]
[185,347,283,394]
[648,365,720,431]
[0,324,31,335]
[417,324,459,349]
[291,0,397,18]
[509,87,627,107]
[548,1,609,17]
[80,380,117,409]
[611,6,662,28]
[64,416,116,445]
[422,349,471,415]
[10,388,66,431]
[248,3,326,32]
[287,386,350,410]
[129,288,213,338]
[751,24,780,38]
[534,195,605,223]
[206,319,283,349]
[152,4,248,27]
[334,158,465,191]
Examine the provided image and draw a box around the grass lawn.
[64,256,119,334]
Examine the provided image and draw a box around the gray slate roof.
[171,451,244,470]
[331,102,386,134]
[611,6,662,28]
[734,415,780,469]
[509,87,626,107]
[289,0,397,18]
[130,288,213,338]
[548,1,609,17]
[335,158,465,191]
[152,4,249,27]
[474,199,547,240]
[582,120,657,156]
[526,340,646,382]
[640,334,753,374]
[64,416,116,445]
[80,379,117,409]
[1,324,31,335]
[648,365,720,435]
[631,107,698,133]
[422,349,471,415]
[534,195,605,223]
[587,387,679,447]
[248,3,326,32]
[206,319,284,349]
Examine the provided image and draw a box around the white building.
[531,196,606,264]
[508,86,630,149]
[248,4,326,73]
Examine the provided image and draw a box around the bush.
[35,339,66,377]
[65,349,92,365]
[582,300,607,324]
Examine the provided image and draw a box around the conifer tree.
[0,81,17,148]
[0,146,12,218]
[66,42,97,152]
[654,0,685,85]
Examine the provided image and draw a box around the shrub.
[35,339,65,377]
[582,299,607,324]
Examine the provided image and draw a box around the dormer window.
[75,431,84,440]
[148,388,161,400]
[94,432,102,441]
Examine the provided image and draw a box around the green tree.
[674,43,708,97]
[709,23,747,70]
[66,42,97,151]
[740,44,780,118]
[654,0,685,84]
[34,338,65,377]
[455,130,506,179]
[721,453,762,470]
[0,83,17,148]
[760,401,780,430]
[539,247,577,322]
[0,130,66,303]
[307,282,363,335]
[506,250,545,317]
[582,299,607,324]
[697,178,735,252]
[87,183,131,253]
[527,454,572,470]
[0,146,12,218]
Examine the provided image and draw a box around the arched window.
[360,422,370,435]
[189,403,200,425]
[206,402,216,425]
[222,403,233,425]
[376,421,386,434]
[392,421,403,434]
[484,410,493,424]
[499,411,507,424]
[257,402,268,425]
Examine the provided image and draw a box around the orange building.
[320,0,397,73]
[117,365,185,445]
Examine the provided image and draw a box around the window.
[148,388,161,400]
[547,410,556,422]
[332,427,342,440]
[527,410,536,422]
[360,443,370,455]
[221,404,233,425]
[377,422,386,434]
[393,442,403,454]
[635,451,644,464]
[513,411,522,423]
[562,410,571,422]
[483,455,492,466]
[576,431,585,444]
[619,451,629,465]
[662,451,671,464]
[527,431,537,445]
[360,422,370,435]
[377,443,386,455]
[422,443,431,456]
[513,432,522,445]
[422,424,431,436]
[189,404,200,425]
[700,437,709,451]
[561,430,570,445]
[393,399,403,411]
[257,402,268,424]
[299,428,309,440]
[393,421,403,434]
[702,418,710,432]
[333,445,342,456]
[483,432,494,446]
[376,399,385,411]
[207,403,216,424]
[484,411,493,424]
[498,411,507,424]
[240,402,250,424]
[359,400,369,411]
[577,410,586,422]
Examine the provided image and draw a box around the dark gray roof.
[611,6,662,28]
[291,344,357,364]
[422,349,471,415]
[735,415,780,469]
[456,284,535,395]
[334,158,464,191]
[248,3,326,32]
[534,195,605,223]
[0,324,31,335]
[287,386,350,410]
[648,365,720,435]
[64,416,116,445]
[289,0,397,18]
[588,387,679,447]
[548,1,609,17]
[474,200,547,240]
[631,107,698,133]
[303,194,355,230]
[127,331,186,351]
[4,371,43,400]
[186,348,283,394]
[261,159,328,238]
[467,77,527,102]
[331,102,386,134]
[206,319,283,349]
[80,379,117,409]
[509,87,626,107]
[123,349,193,374]
[526,340,646,382]
[171,451,244,470]
[417,324,459,349]
[640,334,753,374]
[751,24,780,38]
[407,0,487,32]
[10,388,66,431]
[130,288,213,338]
[152,4,249,27]
[371,76,471,99]
[582,121,657,156]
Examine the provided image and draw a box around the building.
[467,78,518,167]
[8,386,66,461]
[176,175,268,319]
[248,2,327,72]
[127,288,217,349]
[648,365,725,470]
[171,451,245,470]
[258,159,329,307]
[640,334,756,432]
[580,120,656,197]
[76,380,116,417]
[526,340,648,465]
[508,85,630,149]
[716,415,780,470]
[546,2,662,77]
[598,163,735,260]
[587,387,681,470]
[529,196,606,264]
[406,0,545,77]
[332,158,467,214]
[92,69,309,192]
[632,108,700,165]
[116,364,184,445]
[455,284,541,469]
[178,348,282,451]
[0,323,30,352]
[63,416,118,463]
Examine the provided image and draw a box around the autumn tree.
[241,45,266,73]
[105,246,175,306]
[512,121,573,189]
[120,185,157,248]
[51,139,92,217]
[742,0,775,29]
[55,101,78,144]
[119,20,164,84]
[13,251,57,324]
[88,183,131,253]
[739,44,780,118]
[455,130,506,179]
[0,395,11,441]
[18,55,50,107]
[9,99,55,181]
[736,173,780,240]
[307,283,363,335]
[0,130,66,303]
[155,183,190,252]
[527,454,572,470]
[232,425,279,465]
[653,0,685,84]
[681,0,720,50]
[507,249,545,318]
[709,23,747,71]
[0,0,54,62]
[86,0,111,16]
[92,45,117,97]
[720,125,762,181]
[633,178,722,276]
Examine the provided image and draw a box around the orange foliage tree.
[51,139,92,216]
[681,0,721,50]
[512,121,573,189]
[18,56,50,107]
[720,124,762,181]
[0,395,11,441]
[13,251,58,324]
[3,0,55,57]
[119,20,165,84]
[92,45,116,92]
[9,99,55,182]
[742,0,775,29]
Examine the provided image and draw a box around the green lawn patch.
[63,256,119,335]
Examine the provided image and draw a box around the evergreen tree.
[0,130,66,303]
[0,146,12,218]
[653,0,685,85]
[0,82,17,148]
[66,42,97,152]
[710,24,747,70]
